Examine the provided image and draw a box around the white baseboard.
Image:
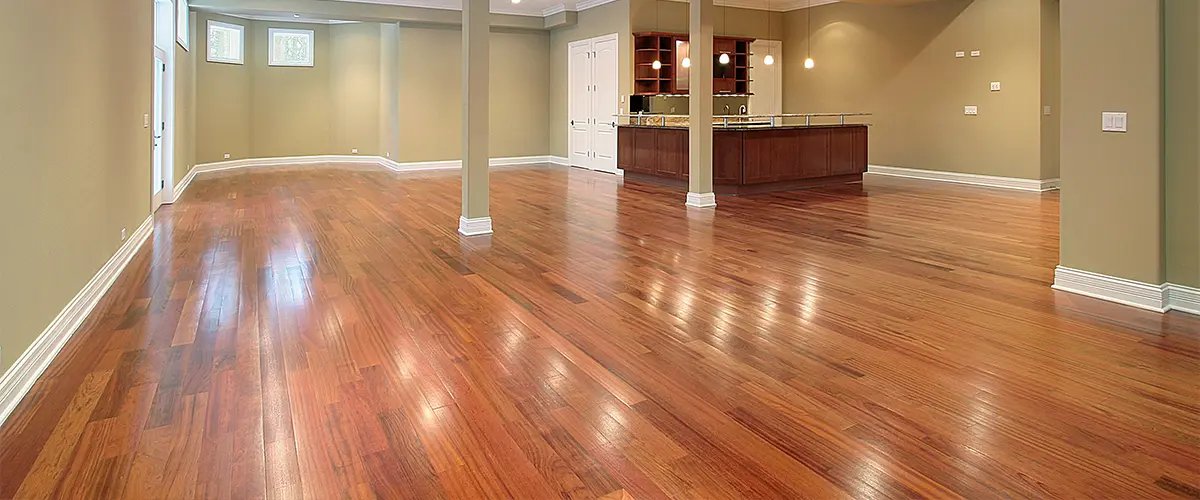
[388,155,557,170]
[458,216,494,236]
[549,155,570,166]
[1166,284,1200,315]
[1052,266,1199,316]
[1053,266,1167,312]
[179,155,557,200]
[686,192,718,208]
[867,165,1059,192]
[0,215,154,427]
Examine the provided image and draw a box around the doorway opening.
[152,0,176,210]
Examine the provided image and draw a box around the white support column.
[459,0,492,236]
[687,0,716,209]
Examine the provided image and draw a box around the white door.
[749,40,782,115]
[152,51,167,210]
[590,34,619,174]
[568,40,593,170]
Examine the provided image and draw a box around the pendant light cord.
[807,0,811,59]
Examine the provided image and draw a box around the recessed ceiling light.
[512,0,521,4]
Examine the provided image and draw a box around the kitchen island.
[617,116,868,195]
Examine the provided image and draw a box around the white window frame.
[207,20,244,65]
[176,0,190,50]
[268,28,316,67]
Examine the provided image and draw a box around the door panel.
[568,40,592,169]
[591,35,619,173]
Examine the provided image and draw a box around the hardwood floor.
[1,163,1197,499]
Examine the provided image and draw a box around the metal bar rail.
[613,112,872,128]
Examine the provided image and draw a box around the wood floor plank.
[1,163,1197,499]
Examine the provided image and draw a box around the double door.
[568,33,619,173]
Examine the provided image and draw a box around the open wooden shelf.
[633,32,754,96]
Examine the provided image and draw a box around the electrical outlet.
[121,228,127,241]
[1102,112,1127,132]
[385,152,390,158]
[224,153,231,159]
[970,50,981,57]
[990,82,1001,91]
[352,148,359,154]
[964,106,979,116]
[955,51,965,58]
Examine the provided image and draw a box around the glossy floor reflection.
[1,163,1197,499]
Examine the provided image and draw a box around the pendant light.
[803,0,815,69]
[715,0,724,65]
[651,0,662,71]
[763,0,774,65]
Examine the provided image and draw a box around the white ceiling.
[336,0,838,18]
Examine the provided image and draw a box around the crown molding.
[224,13,362,24]
[337,0,555,17]
[662,0,837,12]
[773,0,838,12]
[215,0,835,25]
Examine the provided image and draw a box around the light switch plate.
[1102,112,1127,132]
[143,114,150,128]
[1044,106,1052,116]
[990,82,1001,91]
[955,51,965,58]
[970,50,981,57]
[965,106,979,116]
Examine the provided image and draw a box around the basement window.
[207,20,244,64]
[269,28,315,67]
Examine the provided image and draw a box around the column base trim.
[1053,266,1166,312]
[685,192,717,208]
[458,216,494,236]
[1052,266,1198,315]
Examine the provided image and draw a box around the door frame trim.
[152,0,177,212]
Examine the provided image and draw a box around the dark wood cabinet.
[618,125,868,195]
[634,32,754,96]
[617,126,635,172]
[713,131,743,184]
[657,128,688,178]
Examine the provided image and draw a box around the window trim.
[268,27,316,67]
[176,0,190,51]
[206,20,244,65]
